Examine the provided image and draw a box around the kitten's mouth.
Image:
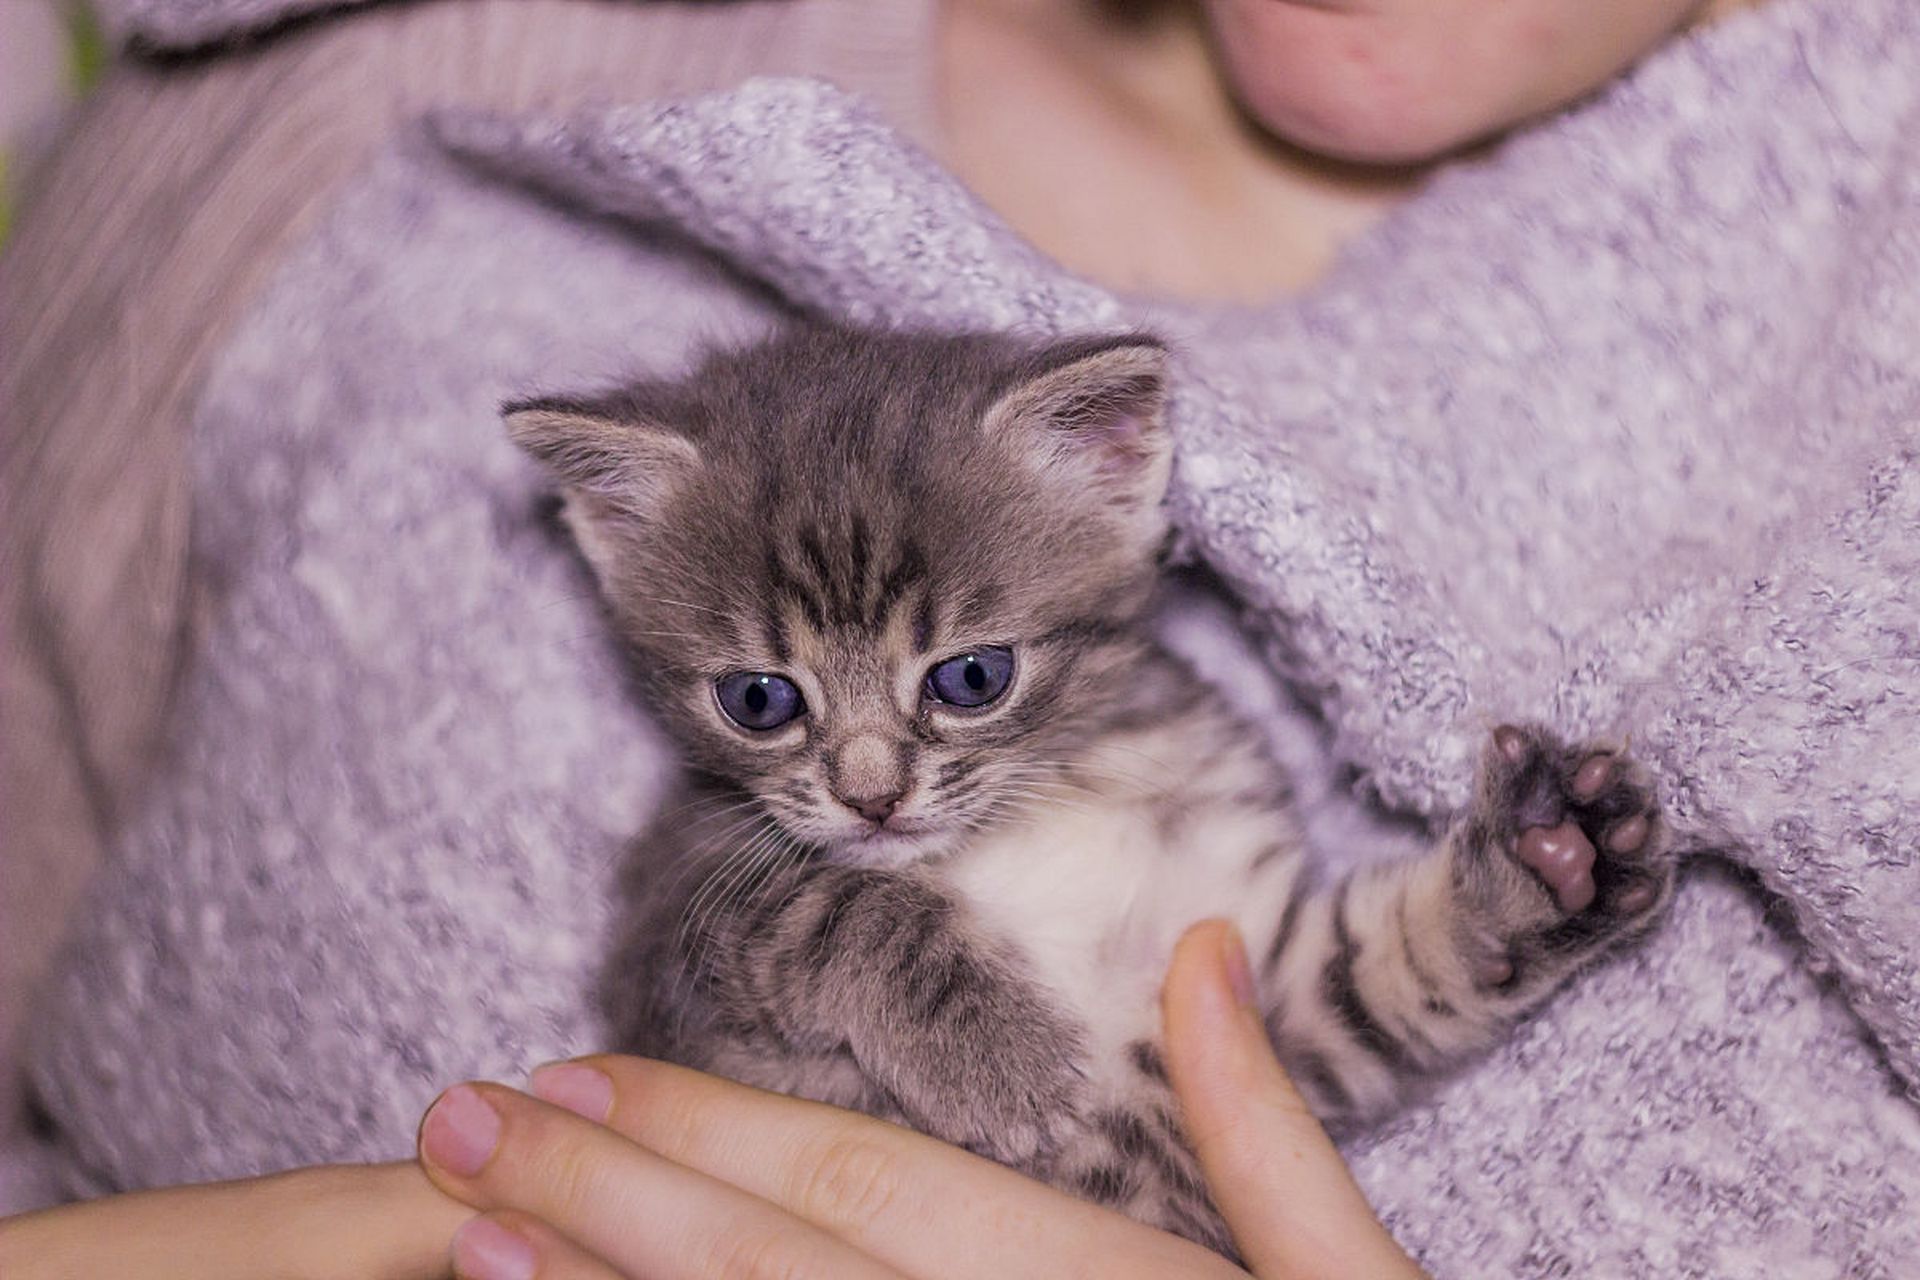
[825,821,950,868]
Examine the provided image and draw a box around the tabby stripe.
[1095,1107,1154,1157]
[1148,1105,1187,1150]
[1322,880,1415,1075]
[911,588,938,653]
[1250,841,1288,870]
[1034,617,1127,648]
[1261,873,1309,976]
[1139,1137,1201,1204]
[957,583,1002,628]
[1288,1048,1355,1114]
[1395,887,1453,1017]
[1165,1201,1233,1258]
[847,515,873,618]
[798,528,838,607]
[933,758,978,792]
[1097,1108,1202,1203]
[801,874,870,966]
[999,660,1080,738]
[1074,1164,1133,1204]
[877,540,927,613]
[1127,1038,1169,1084]
[890,903,951,996]
[913,954,974,1021]
[744,870,811,942]
[1140,1113,1209,1200]
[763,545,825,631]
[893,738,920,782]
[760,603,793,665]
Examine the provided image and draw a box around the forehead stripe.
[764,543,825,632]
[911,588,938,653]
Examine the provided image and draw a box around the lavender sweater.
[27,0,1920,1274]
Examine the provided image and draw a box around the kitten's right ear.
[503,397,701,581]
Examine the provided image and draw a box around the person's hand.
[413,919,1428,1279]
[0,920,1427,1279]
[0,1158,468,1280]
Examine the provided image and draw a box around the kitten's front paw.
[898,1012,1085,1169]
[883,961,1086,1171]
[1457,724,1674,986]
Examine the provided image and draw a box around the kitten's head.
[507,325,1172,866]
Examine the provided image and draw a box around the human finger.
[517,1056,1241,1280]
[1160,919,1428,1280]
[448,1211,626,1280]
[418,1082,909,1280]
[0,1161,466,1280]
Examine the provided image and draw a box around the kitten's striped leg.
[1259,724,1674,1123]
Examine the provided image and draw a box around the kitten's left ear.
[503,395,701,586]
[981,335,1173,534]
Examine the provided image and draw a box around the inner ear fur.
[503,395,701,585]
[980,333,1173,511]
[504,395,701,514]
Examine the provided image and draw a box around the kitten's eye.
[715,672,806,731]
[924,647,1015,708]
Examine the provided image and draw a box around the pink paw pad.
[1516,821,1597,913]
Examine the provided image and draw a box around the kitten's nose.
[840,790,903,825]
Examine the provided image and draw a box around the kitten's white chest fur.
[934,723,1305,1082]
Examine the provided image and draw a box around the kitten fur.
[506,324,1676,1253]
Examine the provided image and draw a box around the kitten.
[506,324,1674,1253]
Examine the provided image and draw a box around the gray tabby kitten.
[506,324,1674,1253]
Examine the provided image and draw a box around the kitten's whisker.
[657,812,772,905]
[984,765,1104,806]
[674,808,771,863]
[532,590,609,612]
[549,630,622,652]
[672,821,777,951]
[1079,742,1184,783]
[644,596,733,620]
[674,798,772,836]
[679,823,787,959]
[992,786,1094,815]
[690,828,793,967]
[724,831,803,937]
[982,786,1094,822]
[650,789,756,826]
[1015,753,1171,797]
[961,787,1075,829]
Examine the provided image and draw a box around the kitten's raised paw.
[1461,724,1674,982]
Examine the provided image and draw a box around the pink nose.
[841,791,903,825]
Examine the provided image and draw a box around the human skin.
[0,923,1428,1279]
[1199,0,1756,163]
[938,0,1758,297]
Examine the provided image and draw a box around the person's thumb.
[1160,919,1427,1280]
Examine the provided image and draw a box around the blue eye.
[715,672,805,731]
[925,647,1015,708]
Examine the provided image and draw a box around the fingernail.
[1220,923,1257,1010]
[529,1061,613,1122]
[452,1217,538,1280]
[422,1085,501,1178]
